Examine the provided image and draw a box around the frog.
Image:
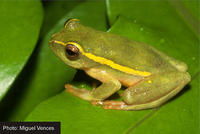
[49,18,191,110]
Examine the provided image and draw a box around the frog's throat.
[54,40,151,77]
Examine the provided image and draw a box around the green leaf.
[26,91,149,134]
[0,0,43,100]
[170,0,200,37]
[0,0,107,121]
[106,0,199,37]
[180,0,200,21]
[40,0,85,37]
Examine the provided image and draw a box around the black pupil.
[66,49,77,56]
[65,44,80,60]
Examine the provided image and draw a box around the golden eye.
[64,18,79,28]
[65,44,80,60]
[64,18,72,28]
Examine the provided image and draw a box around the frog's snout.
[49,40,54,44]
[49,40,60,51]
[49,40,55,48]
[49,32,60,44]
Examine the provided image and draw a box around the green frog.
[49,19,190,110]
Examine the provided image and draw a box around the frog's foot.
[91,100,128,110]
[65,84,92,101]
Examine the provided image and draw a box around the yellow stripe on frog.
[54,40,151,77]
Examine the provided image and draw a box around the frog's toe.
[91,100,128,110]
[102,103,127,110]
[103,105,122,110]
[65,84,92,101]
[65,84,87,93]
[102,100,126,106]
[91,100,103,106]
[101,100,127,110]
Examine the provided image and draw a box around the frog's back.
[84,32,176,74]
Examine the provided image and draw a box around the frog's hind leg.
[97,72,190,110]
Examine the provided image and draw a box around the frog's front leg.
[99,71,190,110]
[66,68,121,101]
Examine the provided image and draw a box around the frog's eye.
[65,44,80,60]
[64,18,80,30]
[64,18,72,27]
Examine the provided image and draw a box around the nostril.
[49,40,56,47]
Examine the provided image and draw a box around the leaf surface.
[0,0,43,100]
